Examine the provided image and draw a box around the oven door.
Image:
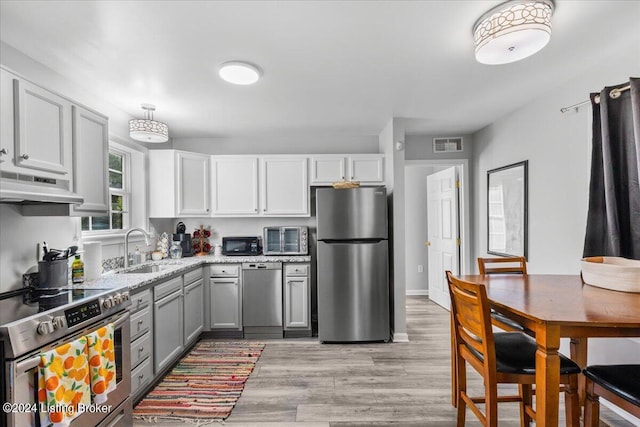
[5,310,131,427]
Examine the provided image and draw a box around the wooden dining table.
[459,274,640,427]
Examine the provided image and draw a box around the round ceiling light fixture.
[129,104,169,143]
[473,0,554,65]
[218,61,262,85]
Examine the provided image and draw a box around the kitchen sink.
[117,264,176,274]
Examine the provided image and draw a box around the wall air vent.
[433,137,463,153]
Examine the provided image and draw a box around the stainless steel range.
[0,285,132,427]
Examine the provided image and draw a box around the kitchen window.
[82,149,130,232]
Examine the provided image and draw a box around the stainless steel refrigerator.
[316,186,390,342]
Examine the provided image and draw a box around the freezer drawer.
[317,240,390,342]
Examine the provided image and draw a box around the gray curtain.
[583,78,640,259]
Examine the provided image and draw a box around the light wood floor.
[136,296,635,426]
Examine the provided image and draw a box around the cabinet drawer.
[130,307,151,341]
[131,357,153,397]
[130,331,151,369]
[154,276,183,301]
[130,288,152,314]
[210,265,239,277]
[184,267,202,285]
[285,264,309,276]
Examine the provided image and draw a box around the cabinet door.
[260,157,309,216]
[211,157,259,215]
[70,105,109,215]
[284,276,310,329]
[13,77,72,176]
[184,278,204,345]
[0,70,14,170]
[210,278,242,329]
[310,156,346,185]
[154,289,184,373]
[349,155,384,183]
[177,152,210,216]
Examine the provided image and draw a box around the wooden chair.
[478,256,528,275]
[477,257,528,333]
[446,271,581,427]
[584,365,640,426]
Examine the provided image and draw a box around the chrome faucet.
[124,228,151,267]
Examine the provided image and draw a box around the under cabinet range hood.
[0,171,83,205]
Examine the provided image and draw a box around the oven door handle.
[112,311,129,328]
[17,354,42,373]
[16,311,129,373]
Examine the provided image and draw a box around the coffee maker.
[172,222,193,257]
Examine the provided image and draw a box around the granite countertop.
[90,254,311,291]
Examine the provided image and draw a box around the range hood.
[0,171,84,205]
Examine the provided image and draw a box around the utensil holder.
[38,259,69,288]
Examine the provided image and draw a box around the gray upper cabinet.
[6,72,72,177]
[70,105,109,215]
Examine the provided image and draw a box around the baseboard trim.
[406,290,428,296]
[391,332,410,343]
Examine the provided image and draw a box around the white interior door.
[426,166,460,309]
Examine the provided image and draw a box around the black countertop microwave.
[222,236,262,256]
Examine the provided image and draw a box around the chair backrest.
[478,256,527,275]
[446,271,496,374]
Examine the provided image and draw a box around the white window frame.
[82,147,131,235]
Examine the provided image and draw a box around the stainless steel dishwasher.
[242,262,283,339]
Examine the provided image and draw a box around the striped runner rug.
[133,341,265,424]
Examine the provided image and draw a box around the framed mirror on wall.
[487,160,528,258]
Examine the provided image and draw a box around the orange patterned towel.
[38,337,91,427]
[86,323,116,404]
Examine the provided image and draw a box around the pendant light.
[129,104,169,143]
[473,0,554,65]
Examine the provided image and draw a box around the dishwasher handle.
[242,262,282,270]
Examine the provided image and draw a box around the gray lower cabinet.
[184,270,204,345]
[284,263,311,333]
[209,265,242,330]
[129,288,153,399]
[153,276,184,374]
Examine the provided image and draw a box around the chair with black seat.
[477,257,528,333]
[446,271,581,427]
[583,365,640,427]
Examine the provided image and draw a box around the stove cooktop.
[0,286,116,325]
[0,285,130,359]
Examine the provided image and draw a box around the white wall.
[471,38,640,424]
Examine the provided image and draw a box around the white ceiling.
[1,1,639,140]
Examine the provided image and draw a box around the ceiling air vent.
[433,137,463,153]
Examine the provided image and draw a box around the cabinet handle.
[138,374,144,380]
[0,148,7,155]
[254,208,258,212]
[20,154,29,160]
[138,346,144,352]
[138,320,144,325]
[138,298,143,304]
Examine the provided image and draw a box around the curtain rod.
[560,84,631,113]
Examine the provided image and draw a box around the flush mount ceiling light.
[218,61,262,85]
[473,0,554,65]
[129,104,169,143]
